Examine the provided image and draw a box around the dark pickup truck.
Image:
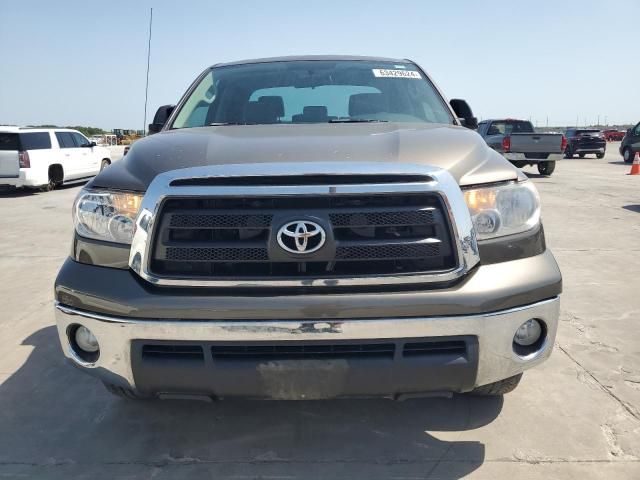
[478,119,566,176]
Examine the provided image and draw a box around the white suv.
[0,127,112,191]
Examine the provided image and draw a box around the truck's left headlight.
[463,181,540,240]
[74,189,143,244]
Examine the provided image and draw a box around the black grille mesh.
[336,243,440,260]
[170,214,272,229]
[330,210,435,227]
[166,247,269,262]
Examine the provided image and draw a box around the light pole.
[143,8,153,136]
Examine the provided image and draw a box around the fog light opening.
[68,324,100,363]
[513,319,546,357]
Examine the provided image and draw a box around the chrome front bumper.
[55,297,559,393]
[574,147,605,153]
[504,153,563,162]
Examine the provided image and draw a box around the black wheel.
[471,373,522,396]
[596,152,605,159]
[40,178,55,192]
[623,148,634,164]
[537,161,556,175]
[564,147,573,159]
[578,153,585,158]
[42,165,64,192]
[103,382,149,400]
[100,159,110,171]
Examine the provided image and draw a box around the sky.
[1,0,638,130]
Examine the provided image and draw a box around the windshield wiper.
[329,118,388,123]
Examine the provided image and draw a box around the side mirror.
[148,104,176,135]
[450,99,478,129]
[89,141,97,148]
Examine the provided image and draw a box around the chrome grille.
[150,192,456,280]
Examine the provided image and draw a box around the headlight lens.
[464,181,540,240]
[74,190,143,244]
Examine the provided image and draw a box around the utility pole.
[597,115,600,126]
[143,8,153,136]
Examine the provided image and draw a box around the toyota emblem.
[277,221,326,254]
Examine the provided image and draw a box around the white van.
[0,128,112,191]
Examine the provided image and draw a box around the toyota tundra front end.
[54,56,561,400]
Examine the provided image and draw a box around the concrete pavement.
[0,144,638,479]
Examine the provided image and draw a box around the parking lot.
[0,144,638,479]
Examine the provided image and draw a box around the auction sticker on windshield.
[372,69,421,79]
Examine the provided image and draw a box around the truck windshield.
[171,60,455,128]
[488,120,534,135]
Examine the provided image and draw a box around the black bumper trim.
[130,337,479,398]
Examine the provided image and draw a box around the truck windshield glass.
[488,120,534,135]
[171,60,455,128]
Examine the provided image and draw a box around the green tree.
[27,125,106,137]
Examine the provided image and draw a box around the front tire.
[100,159,111,171]
[471,373,522,396]
[623,148,633,164]
[537,161,556,175]
[596,152,605,159]
[564,147,573,159]
[578,153,585,158]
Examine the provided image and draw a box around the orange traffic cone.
[629,152,640,175]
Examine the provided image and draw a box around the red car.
[603,129,626,141]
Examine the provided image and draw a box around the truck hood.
[92,123,517,191]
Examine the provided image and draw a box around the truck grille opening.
[169,174,433,187]
[212,343,396,360]
[402,340,467,357]
[149,192,457,283]
[135,338,471,363]
[142,344,204,361]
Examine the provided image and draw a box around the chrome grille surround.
[128,162,479,287]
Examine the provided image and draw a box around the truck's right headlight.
[463,181,540,240]
[74,189,143,244]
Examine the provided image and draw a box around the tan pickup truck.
[54,56,561,401]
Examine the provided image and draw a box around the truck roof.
[0,127,79,134]
[212,55,411,68]
[481,119,530,122]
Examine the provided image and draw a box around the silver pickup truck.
[54,56,561,402]
[478,119,566,176]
